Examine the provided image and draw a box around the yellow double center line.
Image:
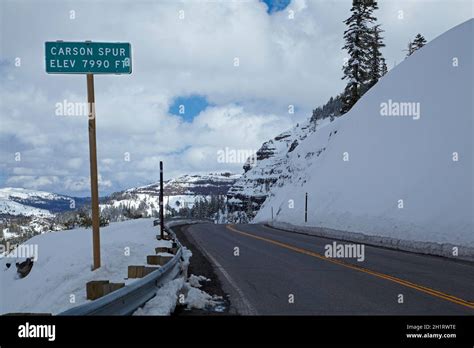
[226,224,474,310]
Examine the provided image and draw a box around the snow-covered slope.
[0,188,84,217]
[0,199,52,218]
[255,19,473,247]
[0,218,168,314]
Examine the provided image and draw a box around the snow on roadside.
[133,277,186,316]
[134,271,222,315]
[188,274,210,288]
[0,218,160,315]
[182,282,222,310]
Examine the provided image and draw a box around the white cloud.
[6,176,60,190]
[66,158,83,170]
[0,0,471,196]
[64,175,112,192]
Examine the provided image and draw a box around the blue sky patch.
[169,95,210,122]
[261,0,291,14]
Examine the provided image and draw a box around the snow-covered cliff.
[254,19,473,247]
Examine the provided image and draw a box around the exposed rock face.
[16,258,34,278]
[226,121,316,219]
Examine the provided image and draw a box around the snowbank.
[0,218,160,314]
[266,221,474,262]
[255,19,473,249]
[133,272,222,315]
[133,277,186,316]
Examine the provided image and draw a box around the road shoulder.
[173,223,257,315]
[172,224,231,315]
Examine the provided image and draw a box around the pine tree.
[311,94,343,123]
[341,0,379,114]
[405,40,415,57]
[366,24,385,89]
[380,57,388,76]
[413,33,427,50]
[405,34,426,57]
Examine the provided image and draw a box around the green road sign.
[45,41,132,74]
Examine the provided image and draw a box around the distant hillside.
[0,188,89,217]
[101,172,240,219]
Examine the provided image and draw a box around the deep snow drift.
[255,19,473,247]
[0,218,171,314]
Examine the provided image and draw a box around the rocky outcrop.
[226,121,315,219]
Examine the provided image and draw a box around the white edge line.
[190,228,258,315]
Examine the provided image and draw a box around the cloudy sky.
[0,0,472,197]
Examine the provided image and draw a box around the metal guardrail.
[58,220,201,316]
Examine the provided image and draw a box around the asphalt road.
[182,223,474,315]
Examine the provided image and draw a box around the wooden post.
[87,74,101,270]
[159,161,164,239]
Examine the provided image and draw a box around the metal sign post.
[45,41,132,270]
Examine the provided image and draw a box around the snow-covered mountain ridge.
[102,172,240,217]
[0,188,84,217]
